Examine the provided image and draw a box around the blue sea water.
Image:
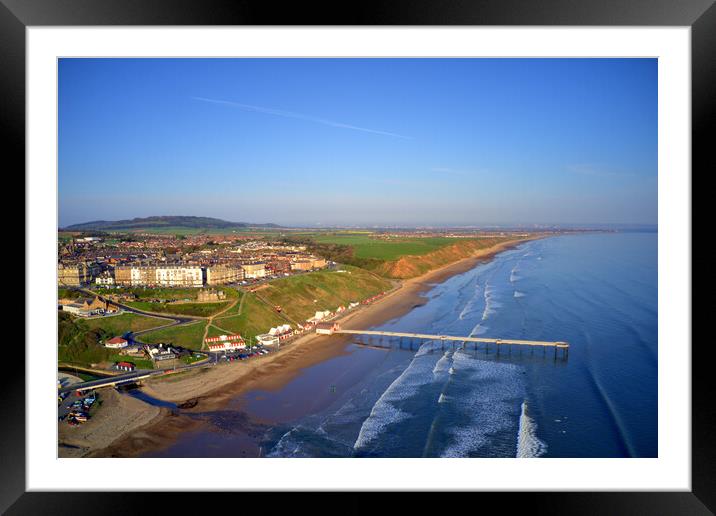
[262,233,658,458]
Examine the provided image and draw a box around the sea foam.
[516,401,547,458]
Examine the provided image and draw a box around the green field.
[126,301,229,317]
[140,321,207,349]
[96,286,199,300]
[219,291,246,316]
[259,265,392,322]
[311,234,456,260]
[95,286,239,302]
[83,313,170,335]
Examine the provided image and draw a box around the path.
[200,293,242,350]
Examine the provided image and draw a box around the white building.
[208,341,246,352]
[307,310,332,324]
[205,334,246,352]
[95,271,115,286]
[256,334,280,346]
[105,336,128,349]
[61,303,92,317]
[316,322,340,335]
[154,266,203,287]
[241,263,267,279]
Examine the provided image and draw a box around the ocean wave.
[353,345,441,451]
[469,322,488,336]
[516,401,547,457]
[266,426,308,457]
[458,284,483,320]
[439,353,525,458]
[514,291,526,298]
[267,425,354,458]
[432,351,453,375]
[481,284,501,321]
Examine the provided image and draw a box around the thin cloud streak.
[193,96,412,139]
[566,164,638,178]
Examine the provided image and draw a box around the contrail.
[192,96,412,140]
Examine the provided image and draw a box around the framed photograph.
[8,0,711,512]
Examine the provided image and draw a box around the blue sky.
[59,58,657,227]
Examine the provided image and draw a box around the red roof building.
[105,336,128,349]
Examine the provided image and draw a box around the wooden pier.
[330,329,569,358]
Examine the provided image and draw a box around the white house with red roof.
[105,336,128,349]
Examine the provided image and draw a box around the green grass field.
[95,285,239,301]
[139,321,207,349]
[219,291,246,316]
[83,313,171,335]
[259,265,392,322]
[126,301,229,317]
[311,234,456,260]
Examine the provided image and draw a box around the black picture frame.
[6,0,711,513]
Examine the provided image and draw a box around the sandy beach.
[77,237,535,457]
[59,388,164,458]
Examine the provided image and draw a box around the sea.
[144,232,658,458]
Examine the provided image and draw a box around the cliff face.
[373,237,524,279]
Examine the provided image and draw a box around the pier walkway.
[329,328,569,357]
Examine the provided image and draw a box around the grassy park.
[139,321,207,349]
[83,312,170,335]
[125,301,230,317]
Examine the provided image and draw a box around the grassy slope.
[125,301,229,317]
[57,312,111,366]
[259,265,392,322]
[139,321,207,349]
[374,236,521,279]
[212,293,286,344]
[83,313,170,335]
[219,291,246,316]
[58,288,83,299]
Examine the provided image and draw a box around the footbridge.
[58,370,160,394]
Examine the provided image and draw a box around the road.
[58,352,226,395]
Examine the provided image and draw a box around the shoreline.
[81,236,538,457]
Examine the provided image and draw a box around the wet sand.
[87,237,535,458]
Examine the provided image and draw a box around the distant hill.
[61,216,281,231]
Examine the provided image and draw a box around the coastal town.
[57,222,539,449]
[58,232,329,289]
